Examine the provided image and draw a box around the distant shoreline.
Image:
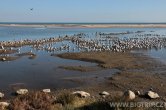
[1,23,166,28]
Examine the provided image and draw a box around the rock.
[72,91,90,98]
[0,102,9,109]
[124,90,136,100]
[42,89,51,93]
[99,91,110,97]
[135,91,141,95]
[2,58,6,61]
[16,89,28,95]
[146,91,159,99]
[0,92,4,98]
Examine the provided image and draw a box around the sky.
[0,0,166,23]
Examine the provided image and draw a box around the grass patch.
[9,91,57,110]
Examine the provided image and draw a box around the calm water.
[0,26,166,94]
[1,26,165,41]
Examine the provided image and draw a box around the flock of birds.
[1,31,166,56]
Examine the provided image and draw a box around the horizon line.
[1,22,166,24]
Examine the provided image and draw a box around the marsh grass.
[9,91,57,110]
[7,91,166,110]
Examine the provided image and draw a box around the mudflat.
[55,51,166,99]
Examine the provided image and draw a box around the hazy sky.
[0,0,166,23]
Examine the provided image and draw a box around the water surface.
[0,26,166,93]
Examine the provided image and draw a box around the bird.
[30,8,33,11]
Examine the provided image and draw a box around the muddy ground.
[55,51,166,101]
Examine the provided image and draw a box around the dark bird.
[30,8,33,11]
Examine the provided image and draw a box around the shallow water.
[0,26,166,93]
[139,48,166,64]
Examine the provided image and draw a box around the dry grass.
[7,90,166,110]
[9,91,96,110]
[9,91,57,110]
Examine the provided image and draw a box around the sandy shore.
[1,23,166,28]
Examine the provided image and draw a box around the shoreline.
[55,51,166,97]
[1,29,166,109]
[1,23,166,28]
[1,51,166,109]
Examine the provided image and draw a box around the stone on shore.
[124,90,136,100]
[135,91,141,95]
[42,89,51,93]
[0,92,4,98]
[72,91,90,98]
[2,58,6,61]
[146,91,159,99]
[16,89,28,95]
[0,102,9,110]
[99,91,110,97]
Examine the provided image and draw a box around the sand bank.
[1,23,166,28]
